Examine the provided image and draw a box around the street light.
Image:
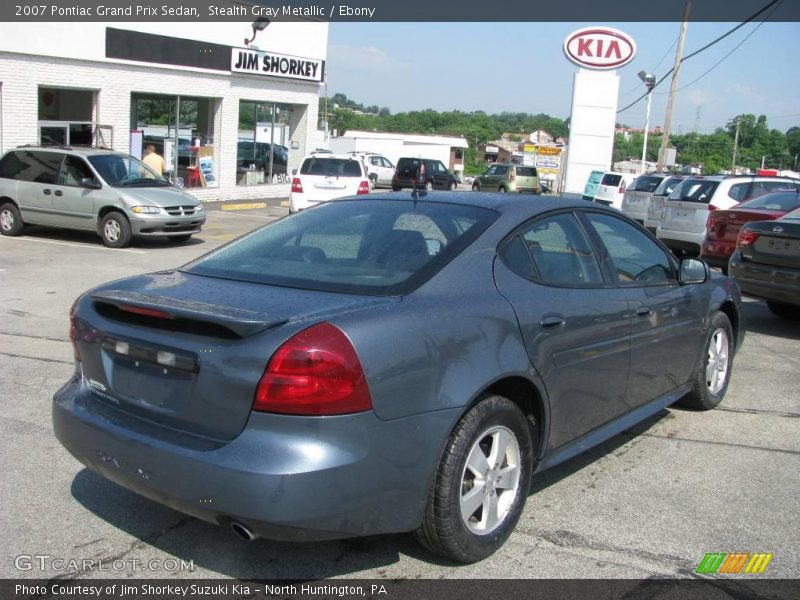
[638,70,656,174]
[244,17,270,46]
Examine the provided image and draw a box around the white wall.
[563,69,619,195]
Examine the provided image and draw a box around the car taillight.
[291,178,303,194]
[737,228,760,248]
[357,180,370,195]
[509,169,516,181]
[618,182,626,193]
[708,204,720,212]
[69,300,81,362]
[254,322,372,416]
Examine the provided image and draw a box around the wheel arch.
[96,206,129,232]
[716,300,741,355]
[0,196,18,207]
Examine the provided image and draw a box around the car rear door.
[15,150,65,225]
[493,210,632,450]
[581,211,705,403]
[595,173,622,205]
[52,155,99,229]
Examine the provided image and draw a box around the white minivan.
[593,171,637,210]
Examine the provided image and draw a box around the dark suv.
[392,158,458,191]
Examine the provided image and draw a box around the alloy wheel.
[705,327,730,395]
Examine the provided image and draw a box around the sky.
[325,20,800,134]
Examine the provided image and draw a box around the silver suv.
[657,175,800,256]
[0,146,205,248]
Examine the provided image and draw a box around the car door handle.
[54,190,63,197]
[636,305,652,316]
[540,314,565,328]
[43,189,51,195]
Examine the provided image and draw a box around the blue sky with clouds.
[326,21,800,134]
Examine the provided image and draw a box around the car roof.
[12,145,125,157]
[302,153,362,161]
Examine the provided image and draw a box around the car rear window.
[183,200,498,296]
[515,167,537,177]
[739,192,800,212]
[0,151,22,179]
[653,176,684,196]
[669,179,720,203]
[601,174,622,186]
[300,158,363,177]
[629,175,664,193]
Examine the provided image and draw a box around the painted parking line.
[0,236,146,254]
[220,202,268,211]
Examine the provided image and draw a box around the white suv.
[350,152,395,188]
[593,171,637,210]
[289,154,370,213]
[656,175,800,255]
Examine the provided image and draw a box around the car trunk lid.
[741,220,800,269]
[708,208,785,242]
[74,271,397,441]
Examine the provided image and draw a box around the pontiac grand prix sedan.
[54,193,744,563]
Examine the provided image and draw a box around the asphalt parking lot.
[0,204,798,580]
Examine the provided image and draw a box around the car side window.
[58,156,95,187]
[0,152,22,179]
[509,213,604,286]
[584,213,675,284]
[485,166,498,176]
[17,151,64,184]
[370,157,380,166]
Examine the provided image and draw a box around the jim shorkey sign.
[231,48,324,82]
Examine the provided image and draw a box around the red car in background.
[701,190,800,272]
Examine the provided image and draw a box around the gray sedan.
[54,193,744,563]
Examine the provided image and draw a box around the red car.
[701,190,800,272]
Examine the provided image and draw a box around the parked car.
[593,171,637,210]
[289,154,370,213]
[620,173,668,224]
[700,191,800,272]
[471,164,541,194]
[351,152,395,188]
[729,207,800,319]
[54,193,744,564]
[392,157,458,191]
[0,146,205,248]
[237,141,289,176]
[657,175,800,257]
[582,169,605,201]
[643,175,686,234]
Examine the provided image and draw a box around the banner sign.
[231,48,324,82]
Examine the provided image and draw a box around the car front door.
[493,211,632,450]
[378,157,394,185]
[15,150,64,225]
[52,156,100,230]
[581,211,706,404]
[480,165,499,189]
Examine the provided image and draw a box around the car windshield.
[300,158,363,177]
[183,200,498,296]
[739,191,800,212]
[88,154,169,187]
[669,179,720,203]
[653,176,684,196]
[629,175,663,192]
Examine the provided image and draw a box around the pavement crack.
[716,406,800,419]
[627,431,800,456]
[0,330,70,343]
[0,352,71,365]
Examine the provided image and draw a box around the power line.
[620,35,678,97]
[655,0,782,95]
[617,0,783,114]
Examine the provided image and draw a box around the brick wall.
[0,52,323,202]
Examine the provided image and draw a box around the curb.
[202,198,289,211]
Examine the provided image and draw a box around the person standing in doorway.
[142,144,166,176]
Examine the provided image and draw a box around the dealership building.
[0,20,328,202]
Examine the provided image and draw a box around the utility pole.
[731,117,740,173]
[657,0,691,172]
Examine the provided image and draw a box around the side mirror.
[679,258,708,284]
[79,178,101,190]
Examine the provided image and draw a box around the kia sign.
[564,27,636,70]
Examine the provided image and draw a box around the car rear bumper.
[728,252,800,305]
[622,208,647,223]
[656,227,704,255]
[53,375,456,541]
[129,214,205,237]
[700,240,736,269]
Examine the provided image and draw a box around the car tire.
[168,234,192,243]
[100,212,132,248]
[0,202,24,236]
[498,186,506,193]
[425,181,433,192]
[392,186,401,192]
[449,181,457,191]
[415,395,534,563]
[679,311,734,410]
[472,184,480,192]
[766,301,799,320]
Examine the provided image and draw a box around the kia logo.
[773,225,784,233]
[564,27,637,70]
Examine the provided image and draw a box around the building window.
[237,100,298,186]
[131,93,218,188]
[38,87,98,146]
[454,148,464,160]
